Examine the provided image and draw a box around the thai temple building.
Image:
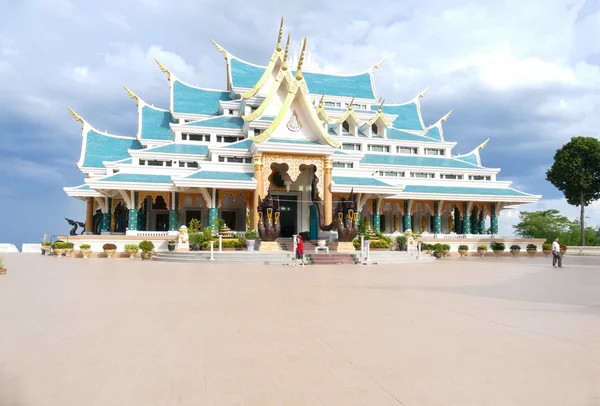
[64,18,540,241]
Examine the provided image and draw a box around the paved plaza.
[1,254,599,406]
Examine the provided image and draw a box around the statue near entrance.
[65,218,85,236]
[257,188,281,241]
[177,225,190,251]
[312,189,358,242]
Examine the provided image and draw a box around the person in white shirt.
[552,237,562,268]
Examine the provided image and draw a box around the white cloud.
[103,11,133,32]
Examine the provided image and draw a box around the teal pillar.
[454,207,461,234]
[137,198,147,231]
[373,200,381,233]
[403,200,412,231]
[128,192,138,231]
[169,193,179,231]
[101,198,111,232]
[491,203,498,234]
[209,208,219,232]
[433,201,442,234]
[479,212,486,234]
[356,211,361,222]
[470,209,478,234]
[462,202,471,234]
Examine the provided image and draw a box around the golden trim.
[441,110,452,122]
[250,81,297,143]
[478,138,490,150]
[154,58,172,81]
[295,37,307,81]
[372,59,384,70]
[282,33,291,71]
[276,16,284,52]
[300,92,340,147]
[418,86,430,98]
[210,39,227,55]
[262,154,324,197]
[337,108,362,125]
[67,107,85,130]
[242,75,283,121]
[138,192,170,210]
[122,84,139,106]
[178,193,206,211]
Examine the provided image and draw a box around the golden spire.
[122,85,140,106]
[377,98,385,113]
[418,86,430,98]
[276,17,284,52]
[295,37,307,81]
[348,97,355,110]
[154,58,172,81]
[372,59,385,70]
[210,39,228,60]
[478,138,490,150]
[282,33,291,71]
[441,110,452,122]
[67,106,85,130]
[318,94,325,107]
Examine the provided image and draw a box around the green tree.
[546,137,600,246]
[513,210,574,243]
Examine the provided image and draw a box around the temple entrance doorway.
[273,194,298,238]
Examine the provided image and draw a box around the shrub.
[510,245,521,250]
[526,244,537,250]
[0,256,3,269]
[431,243,444,252]
[168,240,176,244]
[370,240,391,249]
[41,241,51,247]
[189,233,203,246]
[245,230,258,240]
[79,244,91,250]
[216,218,226,231]
[53,241,68,249]
[138,240,154,253]
[490,241,505,251]
[188,218,201,233]
[353,238,361,249]
[102,243,117,250]
[458,244,468,251]
[124,243,139,252]
[64,242,74,249]
[542,243,552,250]
[221,239,245,248]
[421,243,431,251]
[442,244,450,251]
[477,244,488,251]
[396,235,407,244]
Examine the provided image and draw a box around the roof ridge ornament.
[210,39,228,59]
[282,33,291,71]
[122,84,140,106]
[348,97,355,110]
[295,37,307,81]
[441,110,452,122]
[318,94,325,108]
[418,86,430,98]
[377,98,385,113]
[276,17,284,52]
[154,58,172,81]
[478,138,490,150]
[67,106,85,130]
[372,59,385,71]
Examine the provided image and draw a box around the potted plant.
[526,243,537,256]
[245,230,258,251]
[542,243,552,257]
[139,240,154,260]
[560,244,567,256]
[441,244,450,257]
[432,248,443,259]
[0,255,6,275]
[125,243,139,258]
[103,243,117,258]
[396,235,408,251]
[53,241,68,257]
[64,242,74,256]
[458,244,469,257]
[421,243,431,254]
[79,244,91,258]
[167,240,176,251]
[431,243,443,256]
[477,244,488,257]
[510,244,521,257]
[490,241,505,257]
[41,241,51,255]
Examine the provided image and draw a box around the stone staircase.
[362,251,436,264]
[152,251,294,265]
[304,253,358,265]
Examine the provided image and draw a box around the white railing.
[0,243,19,252]
[565,246,600,256]
[135,231,170,237]
[22,244,42,253]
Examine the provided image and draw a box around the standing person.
[552,237,562,268]
[294,235,305,267]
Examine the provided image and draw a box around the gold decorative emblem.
[286,110,302,132]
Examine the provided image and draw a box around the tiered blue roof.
[425,126,443,141]
[224,139,254,149]
[173,80,231,115]
[186,171,254,181]
[360,154,480,169]
[81,130,142,168]
[375,102,423,131]
[333,177,392,187]
[454,153,479,166]
[143,144,209,155]
[140,106,173,141]
[185,116,244,129]
[403,185,529,196]
[229,57,376,99]
[97,173,172,184]
[387,128,439,142]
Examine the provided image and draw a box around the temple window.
[342,143,361,151]
[425,148,445,156]
[342,120,350,133]
[469,175,491,181]
[217,135,243,143]
[441,174,464,180]
[398,146,418,154]
[178,161,198,168]
[371,123,378,135]
[324,101,336,107]
[218,156,253,164]
[368,145,390,153]
[254,128,261,136]
[333,162,353,169]
[411,172,435,179]
[378,171,404,177]
[183,133,210,142]
[139,159,146,165]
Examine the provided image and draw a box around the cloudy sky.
[1,0,600,247]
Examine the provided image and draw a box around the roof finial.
[67,106,84,130]
[418,86,430,98]
[276,17,284,52]
[154,58,172,81]
[122,85,140,106]
[441,110,452,122]
[377,98,385,113]
[295,37,307,81]
[210,39,227,59]
[478,138,490,150]
[282,33,291,71]
[372,59,385,71]
[318,94,325,107]
[348,97,355,110]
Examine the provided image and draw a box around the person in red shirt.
[294,235,305,267]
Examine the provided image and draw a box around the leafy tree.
[513,210,573,243]
[546,136,600,246]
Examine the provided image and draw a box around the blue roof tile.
[360,154,480,168]
[333,176,392,187]
[98,173,172,184]
[82,130,142,168]
[266,139,322,145]
[144,144,209,155]
[173,80,230,115]
[224,139,254,149]
[454,153,479,166]
[375,102,423,130]
[186,116,244,129]
[186,171,254,181]
[403,185,529,196]
[387,128,440,142]
[230,57,376,99]
[140,106,173,141]
[426,126,443,141]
